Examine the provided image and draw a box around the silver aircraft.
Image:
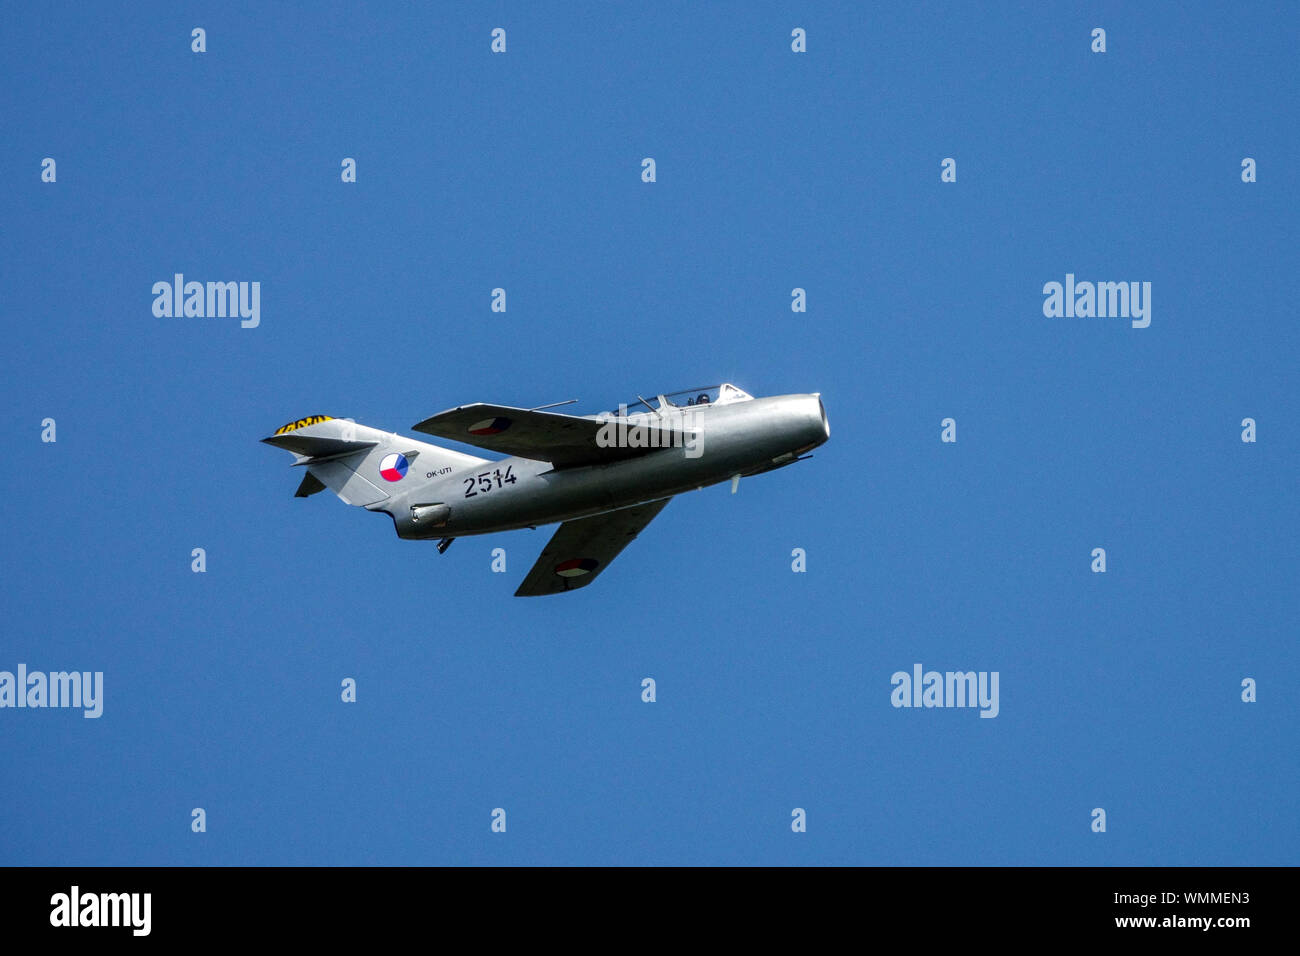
[262,384,829,596]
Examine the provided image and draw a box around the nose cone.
[796,394,829,452]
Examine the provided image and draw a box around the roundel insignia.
[554,558,599,578]
[379,453,409,482]
[468,417,511,436]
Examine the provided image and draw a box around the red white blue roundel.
[468,416,511,436]
[379,453,409,482]
[555,558,599,578]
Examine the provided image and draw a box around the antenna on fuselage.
[528,399,578,412]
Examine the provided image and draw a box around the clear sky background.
[2,1,1296,865]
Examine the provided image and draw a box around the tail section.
[261,415,487,508]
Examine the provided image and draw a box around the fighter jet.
[261,384,829,595]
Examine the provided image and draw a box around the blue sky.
[1,1,1296,865]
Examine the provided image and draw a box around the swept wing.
[515,499,671,596]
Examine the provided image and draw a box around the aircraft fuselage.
[381,393,829,539]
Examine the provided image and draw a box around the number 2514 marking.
[463,466,517,498]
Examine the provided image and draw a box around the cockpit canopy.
[631,383,754,413]
[596,384,754,419]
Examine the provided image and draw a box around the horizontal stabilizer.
[262,416,490,511]
[261,434,378,459]
[294,472,327,498]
